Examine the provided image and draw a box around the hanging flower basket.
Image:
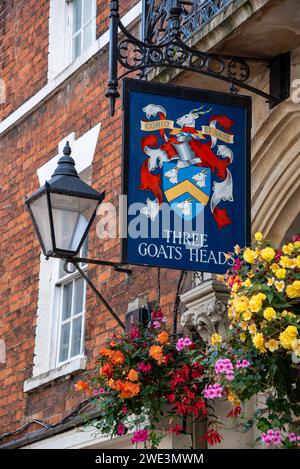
[75,309,222,448]
[208,234,300,448]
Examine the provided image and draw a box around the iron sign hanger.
[105,0,290,116]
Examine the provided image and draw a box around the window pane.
[74,278,84,315]
[62,282,73,320]
[83,22,93,51]
[59,323,71,362]
[73,0,82,33]
[70,316,82,357]
[72,33,82,61]
[83,0,94,25]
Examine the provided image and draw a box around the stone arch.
[251,101,300,244]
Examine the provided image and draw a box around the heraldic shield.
[162,162,211,220]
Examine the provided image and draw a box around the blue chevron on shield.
[162,162,211,220]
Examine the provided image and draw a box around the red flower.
[203,429,223,446]
[138,362,152,374]
[169,424,182,435]
[164,353,175,365]
[166,393,176,403]
[274,248,283,261]
[152,308,163,321]
[130,324,140,340]
[227,406,241,418]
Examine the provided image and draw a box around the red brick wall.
[0,0,191,445]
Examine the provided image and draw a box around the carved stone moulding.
[180,278,229,342]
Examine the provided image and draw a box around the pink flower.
[261,429,282,446]
[236,359,250,369]
[176,337,192,351]
[131,429,149,444]
[204,383,223,399]
[138,362,153,374]
[117,422,126,436]
[215,358,235,380]
[122,406,128,414]
[93,387,106,396]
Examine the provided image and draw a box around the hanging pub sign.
[121,78,251,273]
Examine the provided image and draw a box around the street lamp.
[25,141,104,259]
[25,141,127,329]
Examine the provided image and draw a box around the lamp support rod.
[69,256,132,274]
[72,261,126,330]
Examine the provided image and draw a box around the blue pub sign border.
[121,78,251,273]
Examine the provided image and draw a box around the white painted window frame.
[70,0,97,62]
[55,254,87,367]
[48,0,97,80]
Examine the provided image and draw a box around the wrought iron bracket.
[105,0,290,116]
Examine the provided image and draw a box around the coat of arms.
[139,104,235,229]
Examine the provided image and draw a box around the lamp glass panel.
[50,193,98,253]
[29,193,53,253]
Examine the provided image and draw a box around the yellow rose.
[242,278,252,287]
[296,256,300,268]
[261,247,275,262]
[232,283,240,292]
[210,333,222,346]
[275,268,286,279]
[252,333,266,353]
[279,256,289,268]
[243,248,257,264]
[282,244,293,255]
[294,241,300,248]
[249,293,266,312]
[240,332,247,342]
[286,282,300,299]
[292,339,300,357]
[263,307,276,321]
[239,321,248,331]
[243,310,252,321]
[234,296,249,313]
[254,232,263,242]
[274,280,285,292]
[248,323,257,334]
[279,326,298,349]
[270,263,280,273]
[265,339,279,352]
[281,310,288,317]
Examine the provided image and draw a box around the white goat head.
[176,105,212,128]
[165,167,179,184]
[192,170,208,188]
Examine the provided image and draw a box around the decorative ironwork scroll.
[105,0,290,116]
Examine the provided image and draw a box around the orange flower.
[111,350,125,365]
[100,363,113,377]
[127,369,139,382]
[157,331,169,345]
[149,345,164,365]
[74,380,89,392]
[119,381,140,399]
[99,347,113,357]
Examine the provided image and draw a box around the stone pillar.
[180,277,229,341]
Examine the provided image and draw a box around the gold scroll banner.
[140,120,234,144]
[140,119,175,131]
[201,125,234,144]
